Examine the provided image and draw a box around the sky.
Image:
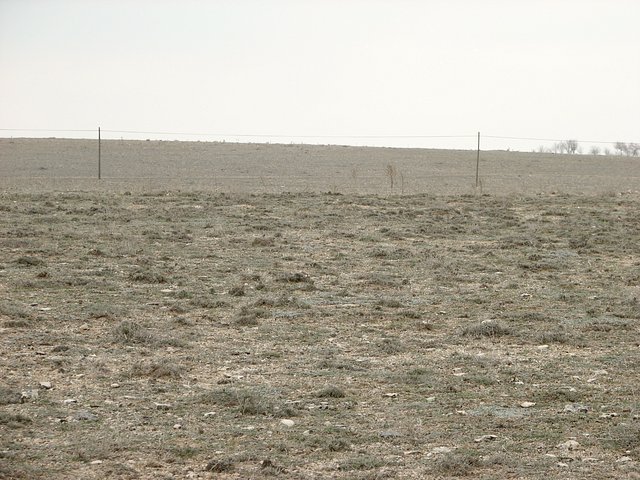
[1,0,639,151]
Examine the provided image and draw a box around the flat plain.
[1,139,640,479]
[1,138,640,194]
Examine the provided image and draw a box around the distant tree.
[553,142,565,154]
[614,141,629,155]
[565,139,579,154]
[589,146,601,155]
[629,143,640,156]
[604,148,611,156]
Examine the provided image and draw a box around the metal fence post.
[475,131,480,189]
[98,127,101,180]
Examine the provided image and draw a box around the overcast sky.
[1,0,639,150]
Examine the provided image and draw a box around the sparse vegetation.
[1,185,639,479]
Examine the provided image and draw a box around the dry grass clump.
[316,386,346,398]
[228,284,246,297]
[130,359,184,379]
[251,237,275,247]
[431,451,480,476]
[234,306,268,326]
[15,256,45,267]
[112,320,155,344]
[205,458,235,473]
[198,388,292,416]
[0,303,31,321]
[0,412,32,429]
[128,269,167,283]
[605,423,640,454]
[0,386,22,405]
[461,321,512,338]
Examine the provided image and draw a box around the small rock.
[63,398,77,405]
[431,446,453,454]
[379,430,402,439]
[520,402,536,408]
[474,434,498,442]
[203,411,216,417]
[280,419,295,427]
[110,383,120,388]
[73,410,98,421]
[21,390,39,402]
[90,460,103,465]
[563,403,589,414]
[39,382,52,389]
[557,440,580,451]
[557,462,569,468]
[617,456,633,463]
[537,344,549,350]
[600,412,618,418]
[154,403,172,410]
[383,392,398,398]
[173,424,182,429]
[426,396,436,402]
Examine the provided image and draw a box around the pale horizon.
[1,0,639,152]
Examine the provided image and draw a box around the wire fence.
[1,128,639,195]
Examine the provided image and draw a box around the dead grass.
[1,190,639,479]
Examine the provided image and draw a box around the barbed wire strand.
[0,128,638,145]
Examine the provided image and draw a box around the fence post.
[475,131,480,190]
[98,127,101,180]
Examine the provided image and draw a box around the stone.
[431,446,453,454]
[557,440,580,451]
[280,419,295,427]
[474,434,498,442]
[562,403,589,414]
[520,402,536,408]
[74,410,98,421]
[39,382,52,389]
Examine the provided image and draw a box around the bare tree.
[614,142,629,155]
[589,146,601,155]
[565,139,578,154]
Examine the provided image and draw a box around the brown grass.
[1,188,639,479]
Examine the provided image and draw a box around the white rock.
[557,440,580,451]
[431,446,453,454]
[280,419,295,427]
[520,402,536,408]
[39,382,52,389]
[474,435,497,442]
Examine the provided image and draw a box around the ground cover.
[1,190,639,478]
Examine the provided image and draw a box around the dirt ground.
[1,140,640,479]
[1,138,639,195]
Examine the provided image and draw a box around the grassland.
[1,138,639,195]
[1,183,639,478]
